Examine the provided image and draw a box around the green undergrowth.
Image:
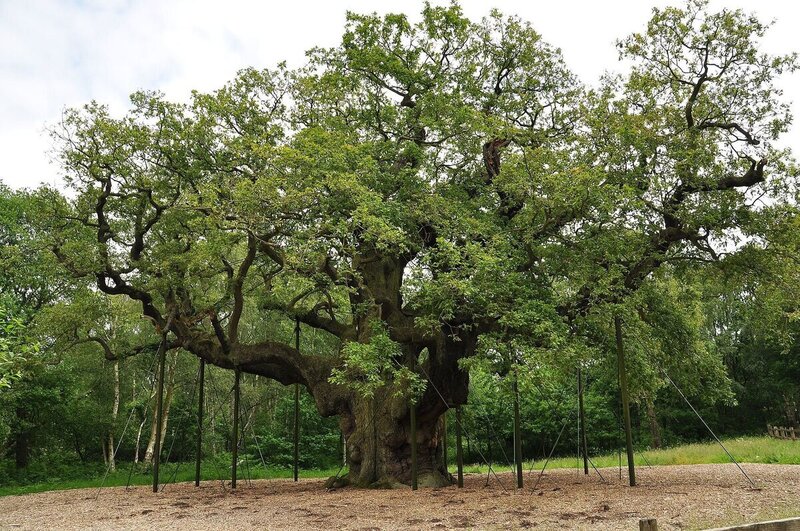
[1,436,797,497]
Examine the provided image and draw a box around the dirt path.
[1,464,798,530]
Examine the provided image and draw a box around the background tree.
[1,185,74,469]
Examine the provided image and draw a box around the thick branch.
[684,46,709,128]
[229,233,258,344]
[565,157,769,318]
[210,312,230,353]
[130,188,175,261]
[95,273,165,329]
[175,320,343,413]
[697,121,759,145]
[482,138,522,219]
[83,335,115,360]
[295,308,356,340]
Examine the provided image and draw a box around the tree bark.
[106,358,120,471]
[645,397,662,449]
[325,331,473,488]
[144,351,178,463]
[339,389,451,487]
[134,417,146,464]
[14,407,30,469]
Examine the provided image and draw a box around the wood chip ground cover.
[0,464,798,530]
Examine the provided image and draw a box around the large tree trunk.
[330,333,472,488]
[339,389,449,487]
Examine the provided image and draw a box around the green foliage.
[0,300,39,389]
[329,322,426,401]
[248,389,343,469]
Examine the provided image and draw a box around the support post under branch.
[615,315,636,487]
[195,358,205,487]
[152,334,168,493]
[231,369,240,489]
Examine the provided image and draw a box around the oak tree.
[45,1,796,486]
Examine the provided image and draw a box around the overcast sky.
[1,0,798,190]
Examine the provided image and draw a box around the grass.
[1,436,797,497]
[0,459,344,497]
[463,435,800,475]
[690,501,800,530]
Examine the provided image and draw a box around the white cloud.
[1,0,798,189]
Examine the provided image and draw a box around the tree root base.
[324,475,350,489]
[327,470,452,489]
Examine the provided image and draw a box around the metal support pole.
[513,368,523,488]
[442,411,448,477]
[232,369,240,489]
[615,315,636,487]
[195,358,205,487]
[484,421,491,486]
[410,400,418,490]
[293,318,300,482]
[456,407,464,488]
[578,366,589,475]
[152,335,167,493]
[293,384,300,481]
[372,399,378,482]
[661,368,756,488]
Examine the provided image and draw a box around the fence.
[767,424,797,440]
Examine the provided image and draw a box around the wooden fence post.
[513,367,523,489]
[578,366,589,476]
[615,315,636,487]
[231,369,240,489]
[456,407,464,488]
[195,358,205,487]
[442,411,448,478]
[152,336,168,493]
[639,518,658,531]
[293,319,301,482]
[410,400,418,491]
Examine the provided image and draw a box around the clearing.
[0,464,798,530]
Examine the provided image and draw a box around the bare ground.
[1,464,798,530]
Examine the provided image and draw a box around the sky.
[1,0,798,190]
